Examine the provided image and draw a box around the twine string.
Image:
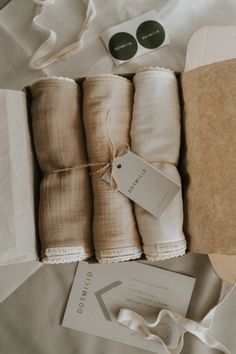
[46,111,130,190]
[45,110,175,190]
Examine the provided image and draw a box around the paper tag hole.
[117,164,122,169]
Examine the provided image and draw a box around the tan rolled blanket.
[181,59,236,254]
[82,74,143,263]
[30,77,93,263]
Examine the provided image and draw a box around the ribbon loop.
[30,0,96,70]
[117,284,235,354]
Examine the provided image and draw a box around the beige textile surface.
[1,0,236,353]
[181,59,236,255]
[131,68,186,260]
[82,75,142,263]
[30,77,93,263]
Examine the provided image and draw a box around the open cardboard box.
[1,26,236,302]
[1,70,183,268]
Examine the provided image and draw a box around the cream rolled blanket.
[30,77,93,263]
[130,68,186,260]
[82,74,142,263]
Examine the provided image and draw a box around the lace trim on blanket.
[96,246,143,264]
[137,66,174,74]
[41,246,93,264]
[144,240,187,261]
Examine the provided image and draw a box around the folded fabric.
[130,68,186,260]
[82,74,142,263]
[30,77,93,263]
[181,59,236,254]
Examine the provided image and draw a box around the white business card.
[62,262,195,353]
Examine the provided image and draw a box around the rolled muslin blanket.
[30,77,93,263]
[130,68,186,260]
[82,74,142,263]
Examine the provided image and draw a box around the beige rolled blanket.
[30,77,93,263]
[82,74,142,263]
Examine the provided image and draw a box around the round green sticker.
[136,20,165,49]
[108,32,138,61]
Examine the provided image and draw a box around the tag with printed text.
[102,151,180,218]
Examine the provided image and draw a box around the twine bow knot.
[46,111,130,190]
[88,111,130,189]
[91,142,130,191]
[46,111,175,191]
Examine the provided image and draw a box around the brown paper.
[181,58,236,254]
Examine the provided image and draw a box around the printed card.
[62,262,195,354]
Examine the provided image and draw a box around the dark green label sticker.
[108,32,138,61]
[136,20,165,49]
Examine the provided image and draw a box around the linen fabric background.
[82,75,142,263]
[131,68,186,260]
[30,77,93,263]
[2,1,236,353]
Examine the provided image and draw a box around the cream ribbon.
[118,283,234,354]
[30,0,96,70]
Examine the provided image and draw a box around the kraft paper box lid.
[183,25,236,284]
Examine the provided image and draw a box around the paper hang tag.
[102,151,180,218]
